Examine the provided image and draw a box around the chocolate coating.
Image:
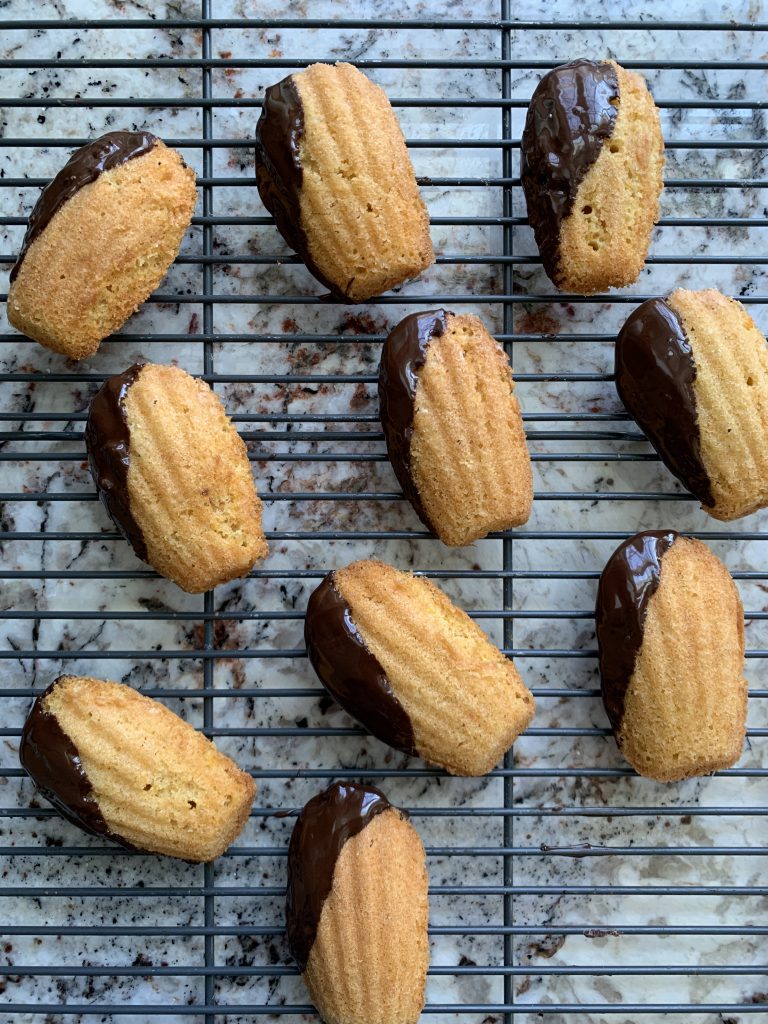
[305,573,417,757]
[11,130,158,283]
[84,363,148,562]
[286,782,400,970]
[19,678,133,848]
[254,75,347,300]
[520,60,619,283]
[378,309,450,534]
[596,530,678,732]
[616,298,715,508]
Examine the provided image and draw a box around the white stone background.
[0,1,767,1022]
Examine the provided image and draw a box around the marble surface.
[1,1,767,1022]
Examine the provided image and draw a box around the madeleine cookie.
[255,62,433,302]
[305,559,535,775]
[616,289,768,521]
[521,59,664,293]
[8,131,197,359]
[596,531,746,781]
[85,362,267,593]
[19,676,256,860]
[287,782,428,1024]
[378,310,532,545]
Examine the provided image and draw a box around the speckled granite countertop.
[1,2,767,1022]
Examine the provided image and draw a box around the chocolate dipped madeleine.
[8,131,197,359]
[378,309,532,546]
[304,559,535,776]
[255,62,433,302]
[19,675,256,861]
[596,531,746,782]
[616,288,768,521]
[287,782,428,1024]
[521,59,664,293]
[85,362,267,593]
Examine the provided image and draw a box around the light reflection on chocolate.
[286,782,401,970]
[305,573,417,756]
[255,75,348,299]
[615,297,714,508]
[378,309,450,534]
[596,530,678,732]
[19,678,134,849]
[11,131,158,282]
[520,60,619,283]
[84,364,147,561]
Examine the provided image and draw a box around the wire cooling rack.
[1,3,767,1022]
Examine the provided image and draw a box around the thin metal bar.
[3,94,767,110]
[4,924,768,937]
[0,57,766,70]
[0,16,765,28]
[3,289,768,306]
[501,7,516,1022]
[2,1003,768,1017]
[1,884,766,897]
[4,179,768,191]
[3,804,768,818]
[4,964,768,977]
[2,136,765,150]
[7,722,768,737]
[4,842,768,857]
[0,490,721,502]
[201,5,216,1020]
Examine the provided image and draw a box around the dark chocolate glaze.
[19,678,133,848]
[254,75,349,301]
[304,573,417,757]
[520,60,619,284]
[286,781,401,971]
[84,363,148,562]
[595,530,678,733]
[615,298,715,508]
[378,309,450,534]
[10,130,158,283]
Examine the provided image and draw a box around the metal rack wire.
[1,3,767,1022]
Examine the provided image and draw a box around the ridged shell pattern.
[304,810,429,1024]
[408,312,533,546]
[122,364,267,592]
[618,537,747,781]
[44,676,255,861]
[295,62,433,302]
[669,288,768,520]
[335,560,535,776]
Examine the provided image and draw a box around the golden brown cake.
[617,288,768,521]
[8,131,197,359]
[304,559,535,776]
[85,362,267,593]
[521,60,664,293]
[379,309,533,546]
[596,531,747,782]
[255,62,434,302]
[287,782,428,1024]
[19,675,256,861]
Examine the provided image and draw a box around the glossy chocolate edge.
[615,297,715,508]
[595,530,678,733]
[19,678,134,849]
[84,363,148,562]
[11,130,159,283]
[254,74,350,301]
[286,781,403,970]
[520,59,619,284]
[305,573,417,757]
[378,309,450,535]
